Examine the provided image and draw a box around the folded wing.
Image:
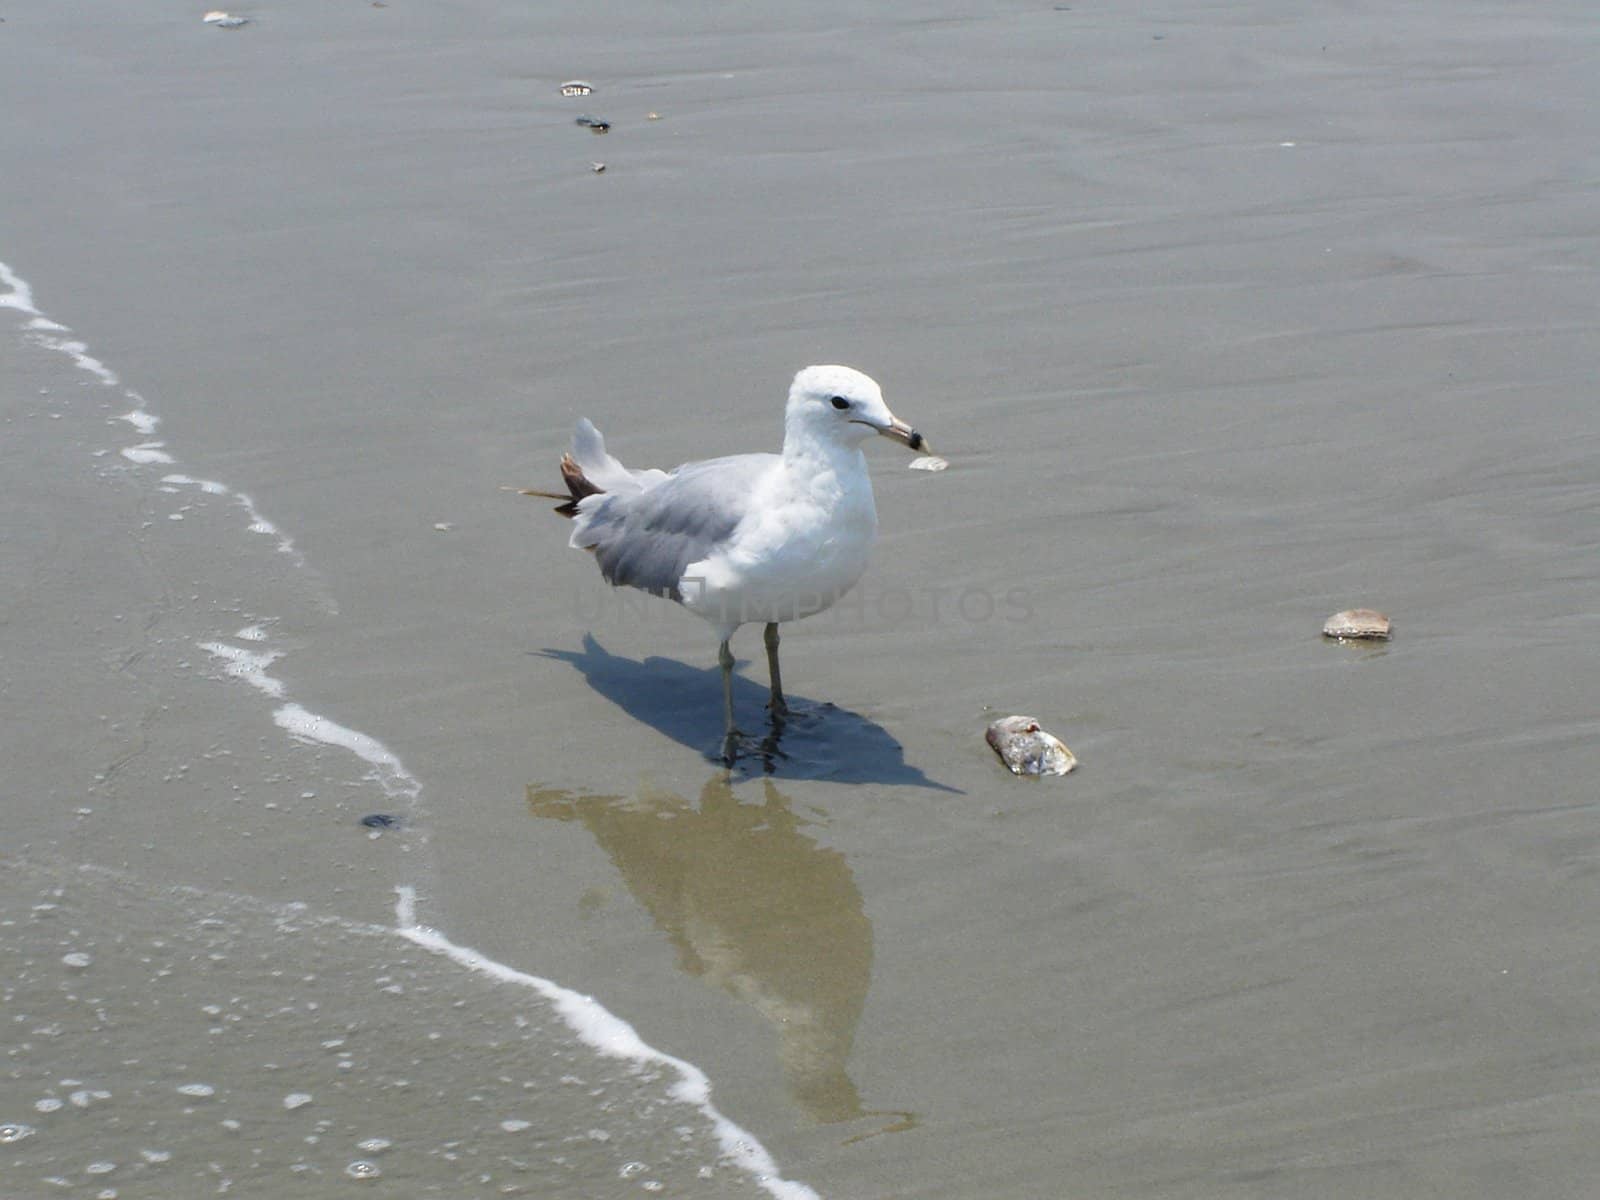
[573,452,778,600]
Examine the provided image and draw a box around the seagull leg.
[718,638,740,765]
[763,622,789,720]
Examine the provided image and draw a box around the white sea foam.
[199,641,286,699]
[200,635,419,804]
[163,473,229,496]
[119,409,161,435]
[0,261,38,312]
[235,491,295,555]
[394,887,822,1200]
[161,474,298,557]
[122,442,177,465]
[2,259,294,556]
[1,264,116,385]
[30,333,119,386]
[274,703,421,801]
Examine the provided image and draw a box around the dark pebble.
[359,813,399,829]
[575,115,611,133]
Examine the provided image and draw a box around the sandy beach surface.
[4,1,1598,1196]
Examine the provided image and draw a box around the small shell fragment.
[908,455,948,472]
[575,115,611,133]
[559,81,594,97]
[1322,608,1392,641]
[590,162,606,173]
[986,715,1077,777]
[203,11,250,27]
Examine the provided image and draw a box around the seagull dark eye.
[829,395,850,410]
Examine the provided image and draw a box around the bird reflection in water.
[527,774,915,1138]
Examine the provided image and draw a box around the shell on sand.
[986,715,1077,777]
[1323,608,1392,641]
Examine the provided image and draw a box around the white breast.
[680,449,878,631]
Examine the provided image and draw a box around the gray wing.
[573,453,778,600]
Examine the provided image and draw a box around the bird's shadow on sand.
[537,635,960,791]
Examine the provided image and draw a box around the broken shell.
[203,11,250,27]
[590,162,606,173]
[908,455,948,472]
[1322,608,1392,641]
[575,115,611,133]
[986,716,1077,777]
[559,81,594,97]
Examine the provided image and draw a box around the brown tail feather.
[518,452,605,518]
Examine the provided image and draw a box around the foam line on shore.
[395,886,823,1200]
[194,639,420,801]
[0,259,295,557]
[275,702,422,802]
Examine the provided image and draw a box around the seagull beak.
[878,416,929,453]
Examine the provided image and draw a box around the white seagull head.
[784,364,926,455]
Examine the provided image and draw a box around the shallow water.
[1,860,779,1198]
[5,1,1599,1197]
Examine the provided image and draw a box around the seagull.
[525,365,928,764]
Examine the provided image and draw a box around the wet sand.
[4,1,1599,1196]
